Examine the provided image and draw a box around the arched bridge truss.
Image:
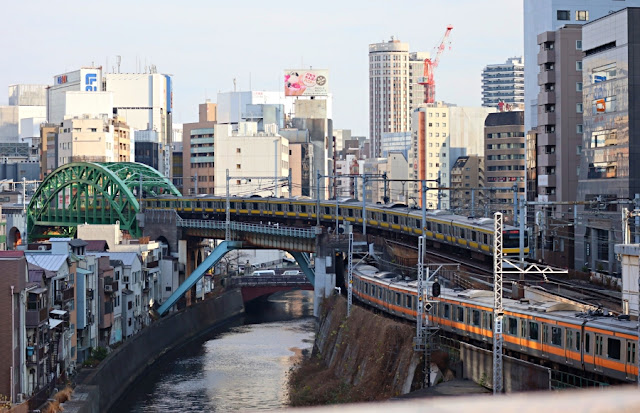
[27,162,181,240]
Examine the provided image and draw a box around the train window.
[508,318,517,335]
[529,322,539,341]
[324,207,330,215]
[472,310,480,327]
[521,321,527,338]
[456,307,464,322]
[395,292,400,305]
[484,234,488,244]
[466,308,471,325]
[301,205,306,213]
[585,334,591,354]
[277,204,282,212]
[488,313,493,330]
[406,295,412,309]
[551,327,562,346]
[241,202,246,209]
[382,213,387,221]
[365,283,369,295]
[472,231,477,242]
[444,304,450,319]
[607,338,621,360]
[426,222,431,231]
[627,342,636,364]
[416,219,421,228]
[595,335,603,356]
[371,285,376,297]
[252,202,258,209]
[378,287,383,299]
[289,204,294,212]
[393,215,399,224]
[348,209,353,217]
[567,330,573,350]
[460,228,466,239]
[437,224,443,233]
[543,325,548,343]
[576,331,581,351]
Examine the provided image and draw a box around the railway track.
[383,240,622,313]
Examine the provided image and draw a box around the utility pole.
[493,212,504,395]
[513,183,518,226]
[288,168,292,196]
[519,196,526,267]
[226,169,230,240]
[362,175,367,236]
[316,170,321,227]
[274,139,279,198]
[194,171,198,195]
[383,172,389,203]
[421,180,427,232]
[347,231,353,316]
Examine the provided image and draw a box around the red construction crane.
[419,25,453,104]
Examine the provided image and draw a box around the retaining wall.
[460,342,551,392]
[65,289,244,413]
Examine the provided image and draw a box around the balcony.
[538,70,555,85]
[539,112,556,125]
[26,307,49,327]
[537,132,556,147]
[537,50,555,65]
[538,91,556,105]
[63,287,74,301]
[537,31,555,44]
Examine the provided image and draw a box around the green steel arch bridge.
[27,162,181,240]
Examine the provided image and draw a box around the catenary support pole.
[493,212,504,395]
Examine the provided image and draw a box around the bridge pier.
[313,232,336,317]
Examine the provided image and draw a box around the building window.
[236,148,241,153]
[576,10,588,21]
[236,164,241,169]
[576,61,582,71]
[576,103,583,113]
[576,82,583,92]
[557,10,570,20]
[576,40,582,50]
[576,124,583,134]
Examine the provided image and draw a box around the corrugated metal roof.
[89,252,140,266]
[25,254,68,272]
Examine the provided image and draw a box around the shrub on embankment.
[288,295,419,406]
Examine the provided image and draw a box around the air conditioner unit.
[38,245,47,251]
[104,285,113,292]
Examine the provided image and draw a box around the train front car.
[502,227,529,257]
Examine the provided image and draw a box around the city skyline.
[1,0,523,136]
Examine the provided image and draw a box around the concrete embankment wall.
[310,295,420,399]
[65,289,245,413]
[460,342,551,391]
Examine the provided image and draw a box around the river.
[111,290,315,412]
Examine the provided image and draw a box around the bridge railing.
[227,275,311,287]
[176,218,317,239]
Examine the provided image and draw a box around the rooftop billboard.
[284,69,328,97]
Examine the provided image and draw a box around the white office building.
[214,122,290,197]
[523,0,640,133]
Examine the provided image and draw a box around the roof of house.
[86,240,109,252]
[69,239,88,248]
[89,252,140,267]
[25,254,68,272]
[0,251,25,258]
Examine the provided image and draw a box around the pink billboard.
[284,69,329,97]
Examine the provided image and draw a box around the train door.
[626,340,637,380]
[593,334,604,373]
[565,329,574,366]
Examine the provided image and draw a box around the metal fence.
[177,219,317,239]
[550,370,610,390]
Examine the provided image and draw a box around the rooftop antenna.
[233,78,237,92]
[116,55,121,74]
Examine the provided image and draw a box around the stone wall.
[460,342,551,392]
[66,289,244,413]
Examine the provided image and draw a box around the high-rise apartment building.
[482,57,524,108]
[576,8,640,276]
[484,111,525,222]
[523,0,640,134]
[369,37,428,158]
[531,24,584,268]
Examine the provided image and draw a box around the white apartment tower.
[369,37,428,158]
[481,57,524,108]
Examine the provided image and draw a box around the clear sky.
[1,0,523,136]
